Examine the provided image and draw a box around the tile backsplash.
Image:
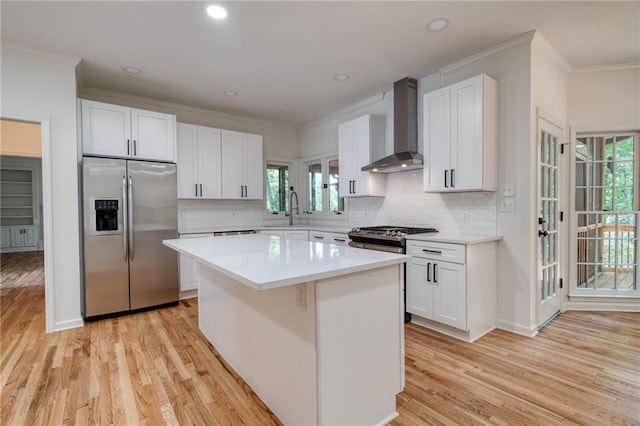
[179,170,497,235]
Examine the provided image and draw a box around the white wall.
[79,88,301,233]
[568,66,640,130]
[1,45,82,331]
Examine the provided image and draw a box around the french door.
[571,133,639,296]
[537,118,563,328]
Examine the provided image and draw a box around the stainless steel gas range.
[348,226,438,253]
[348,225,439,323]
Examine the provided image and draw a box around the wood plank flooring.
[1,253,639,425]
[0,251,44,289]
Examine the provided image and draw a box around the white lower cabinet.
[258,229,309,240]
[406,239,497,342]
[308,231,350,246]
[178,233,214,296]
[1,226,39,252]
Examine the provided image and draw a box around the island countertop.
[163,233,409,291]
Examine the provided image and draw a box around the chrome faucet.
[288,190,299,226]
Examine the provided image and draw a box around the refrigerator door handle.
[128,176,135,262]
[122,176,128,261]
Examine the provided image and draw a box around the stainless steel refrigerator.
[82,156,178,320]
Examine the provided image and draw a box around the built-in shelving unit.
[1,168,35,226]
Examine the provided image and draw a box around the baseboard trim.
[180,289,198,300]
[564,301,640,312]
[52,317,84,333]
[375,411,399,426]
[495,319,538,337]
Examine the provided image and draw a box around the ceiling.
[2,1,638,127]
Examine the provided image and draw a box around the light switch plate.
[501,183,515,197]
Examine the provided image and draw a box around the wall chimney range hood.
[362,77,422,173]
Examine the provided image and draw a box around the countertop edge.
[164,239,408,291]
[406,234,502,245]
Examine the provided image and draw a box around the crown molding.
[79,87,297,131]
[440,30,536,75]
[571,63,640,74]
[1,42,81,66]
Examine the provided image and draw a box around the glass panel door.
[573,134,638,294]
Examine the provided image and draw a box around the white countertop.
[406,233,502,245]
[164,234,408,291]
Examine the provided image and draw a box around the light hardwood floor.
[1,254,639,425]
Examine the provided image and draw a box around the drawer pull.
[313,236,324,239]
[333,238,346,242]
[422,249,442,255]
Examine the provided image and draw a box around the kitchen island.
[163,234,408,426]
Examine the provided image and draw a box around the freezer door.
[83,157,130,317]
[128,160,179,309]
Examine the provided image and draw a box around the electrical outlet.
[501,183,515,197]
[500,198,515,213]
[296,284,307,310]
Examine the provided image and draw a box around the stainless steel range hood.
[362,77,422,173]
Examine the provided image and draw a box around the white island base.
[198,264,404,425]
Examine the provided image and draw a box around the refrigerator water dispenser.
[94,199,119,232]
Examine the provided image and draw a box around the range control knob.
[351,227,360,233]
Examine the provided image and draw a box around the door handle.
[444,170,449,188]
[123,176,128,261]
[426,262,431,282]
[128,176,134,261]
[538,230,549,237]
[244,185,248,198]
[240,185,244,198]
[127,139,131,156]
[133,140,137,156]
[200,183,203,197]
[451,169,455,188]
[433,263,438,283]
[195,183,198,197]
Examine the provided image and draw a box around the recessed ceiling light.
[223,90,237,97]
[122,66,142,74]
[206,5,227,20]
[334,74,350,81]
[427,18,449,32]
[281,109,292,114]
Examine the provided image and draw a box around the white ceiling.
[2,1,638,127]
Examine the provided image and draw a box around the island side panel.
[315,264,403,426]
[198,266,318,425]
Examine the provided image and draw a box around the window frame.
[263,158,297,220]
[302,154,348,221]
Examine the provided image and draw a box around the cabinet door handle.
[433,263,438,283]
[195,183,198,197]
[444,170,449,188]
[245,185,248,197]
[127,139,131,156]
[133,140,137,156]
[200,184,203,197]
[451,169,455,188]
[422,249,442,255]
[426,262,431,282]
[240,185,244,197]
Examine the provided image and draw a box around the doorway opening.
[0,116,53,331]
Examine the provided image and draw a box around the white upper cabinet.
[81,99,176,163]
[176,124,222,199]
[423,74,497,192]
[338,114,385,197]
[221,130,263,200]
